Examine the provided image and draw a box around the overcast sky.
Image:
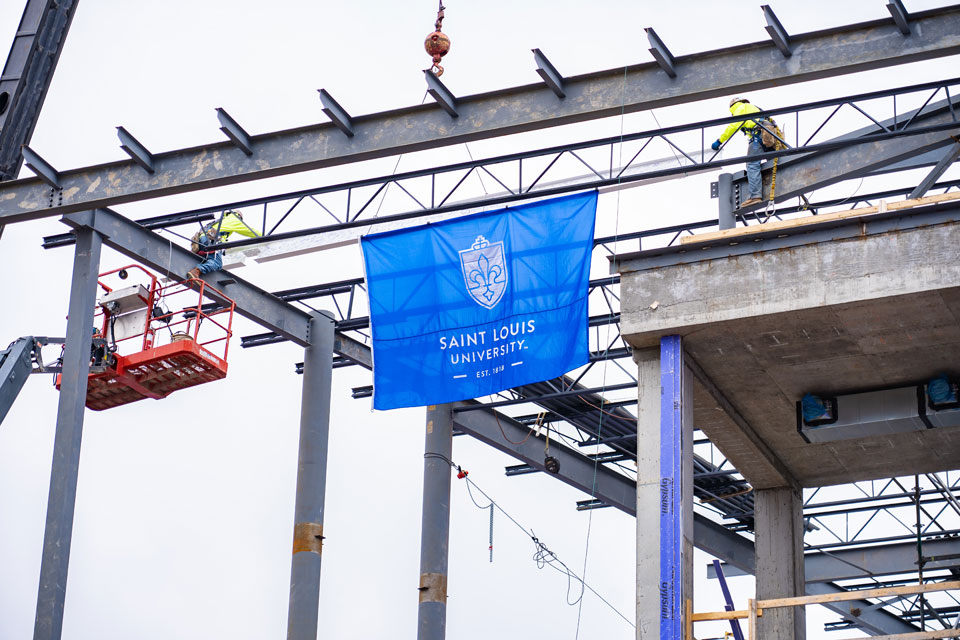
[0,1,957,639]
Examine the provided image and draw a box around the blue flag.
[361,191,597,410]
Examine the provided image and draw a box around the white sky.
[0,1,958,639]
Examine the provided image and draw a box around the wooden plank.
[679,190,960,245]
[685,598,693,640]
[834,629,960,640]
[691,609,763,621]
[748,598,758,640]
[758,580,960,609]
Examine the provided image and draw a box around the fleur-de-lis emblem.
[459,235,508,309]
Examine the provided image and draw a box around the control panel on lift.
[56,266,236,411]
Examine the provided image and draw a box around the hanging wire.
[426,453,634,628]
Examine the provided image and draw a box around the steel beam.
[532,48,565,98]
[217,108,254,155]
[57,208,313,346]
[709,536,960,582]
[733,95,960,203]
[33,226,101,640]
[909,142,960,198]
[418,404,454,640]
[645,28,677,78]
[887,0,912,35]
[806,582,918,636]
[22,145,59,188]
[116,126,155,173]
[762,5,793,57]
[0,0,78,181]
[424,69,458,118]
[3,6,960,224]
[318,89,355,138]
[287,312,335,640]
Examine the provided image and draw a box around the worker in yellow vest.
[711,97,772,208]
[187,210,260,279]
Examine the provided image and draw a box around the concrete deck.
[612,203,960,488]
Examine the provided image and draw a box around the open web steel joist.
[2,5,960,224]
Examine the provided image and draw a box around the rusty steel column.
[418,404,454,640]
[286,311,335,640]
[34,225,101,640]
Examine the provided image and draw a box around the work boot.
[187,268,200,280]
[740,197,763,208]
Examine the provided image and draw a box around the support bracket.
[22,145,60,188]
[887,0,911,35]
[532,48,565,98]
[645,28,677,78]
[762,5,793,57]
[117,126,155,173]
[424,69,458,117]
[216,108,253,155]
[318,89,355,137]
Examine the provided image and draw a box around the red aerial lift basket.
[57,265,236,411]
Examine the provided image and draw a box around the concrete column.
[755,486,806,640]
[418,404,453,640]
[635,337,694,640]
[287,311,335,640]
[717,172,735,230]
[34,226,102,640]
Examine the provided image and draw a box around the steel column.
[33,225,101,640]
[717,173,735,230]
[286,311,335,640]
[418,404,454,640]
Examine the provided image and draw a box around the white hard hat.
[730,97,749,108]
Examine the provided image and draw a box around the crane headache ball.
[424,30,451,75]
[424,4,450,76]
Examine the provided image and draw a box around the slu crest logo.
[459,235,508,309]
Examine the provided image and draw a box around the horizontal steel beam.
[3,6,960,225]
[710,537,960,582]
[807,581,918,636]
[58,209,313,346]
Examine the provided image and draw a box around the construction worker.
[187,210,260,279]
[711,97,772,208]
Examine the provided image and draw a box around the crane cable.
[423,452,636,628]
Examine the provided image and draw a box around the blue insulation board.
[659,335,684,638]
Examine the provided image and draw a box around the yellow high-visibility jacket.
[718,101,762,144]
[213,212,260,240]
